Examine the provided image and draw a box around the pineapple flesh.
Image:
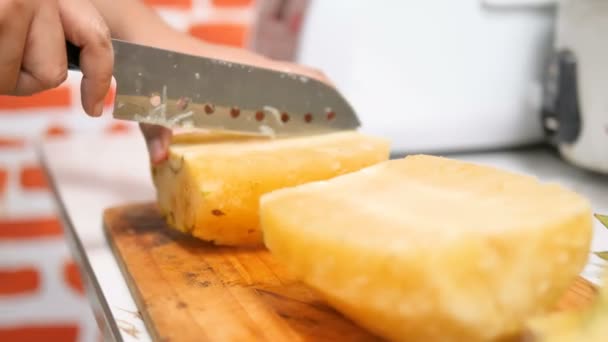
[526,215,608,342]
[526,273,608,342]
[152,131,390,246]
[260,155,593,342]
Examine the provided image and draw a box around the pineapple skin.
[260,155,594,342]
[152,131,390,246]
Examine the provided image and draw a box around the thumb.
[139,123,172,165]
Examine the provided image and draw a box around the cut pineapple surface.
[152,131,390,246]
[527,272,608,342]
[260,155,593,342]
[527,216,608,342]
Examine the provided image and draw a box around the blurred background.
[0,0,606,341]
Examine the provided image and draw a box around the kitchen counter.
[41,133,608,342]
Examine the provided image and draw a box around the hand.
[0,0,113,116]
[139,33,333,165]
[140,122,172,165]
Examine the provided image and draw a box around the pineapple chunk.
[152,131,390,246]
[527,273,608,342]
[526,215,608,342]
[260,155,593,342]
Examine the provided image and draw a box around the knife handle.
[66,41,81,71]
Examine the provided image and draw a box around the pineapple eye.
[211,209,225,216]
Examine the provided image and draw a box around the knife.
[66,40,360,137]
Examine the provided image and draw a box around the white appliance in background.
[296,0,556,154]
[542,0,608,174]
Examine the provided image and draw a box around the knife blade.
[66,40,360,136]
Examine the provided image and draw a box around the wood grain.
[104,203,378,342]
[103,203,598,342]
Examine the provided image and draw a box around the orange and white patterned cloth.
[0,0,307,340]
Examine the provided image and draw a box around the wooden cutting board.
[103,203,599,342]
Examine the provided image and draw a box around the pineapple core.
[152,131,390,246]
[260,155,593,342]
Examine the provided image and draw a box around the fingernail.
[150,139,168,165]
[93,101,104,117]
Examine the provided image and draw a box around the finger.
[58,0,113,117]
[139,123,172,165]
[0,0,33,94]
[12,0,67,95]
[257,0,281,16]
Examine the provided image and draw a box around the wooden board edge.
[103,206,164,342]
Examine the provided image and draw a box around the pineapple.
[152,131,390,246]
[260,155,593,342]
[526,214,608,342]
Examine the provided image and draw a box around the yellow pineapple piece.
[527,273,608,342]
[260,155,593,342]
[527,216,608,342]
[152,131,390,246]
